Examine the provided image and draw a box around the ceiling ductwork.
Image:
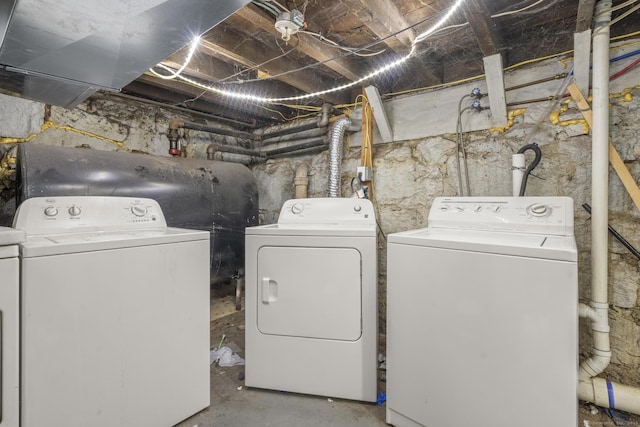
[0,0,251,108]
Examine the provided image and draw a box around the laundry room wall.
[252,61,640,390]
[0,94,237,225]
[0,46,639,393]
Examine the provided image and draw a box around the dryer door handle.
[261,277,278,304]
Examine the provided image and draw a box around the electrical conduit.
[328,117,350,198]
[577,0,640,415]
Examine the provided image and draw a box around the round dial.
[44,206,58,217]
[68,205,81,216]
[291,203,304,214]
[529,203,550,217]
[131,205,148,217]
[474,205,482,212]
[354,205,362,212]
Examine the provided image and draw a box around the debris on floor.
[210,346,245,367]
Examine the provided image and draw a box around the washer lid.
[388,227,577,262]
[0,226,25,246]
[19,227,209,258]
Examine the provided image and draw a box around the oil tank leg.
[235,277,244,311]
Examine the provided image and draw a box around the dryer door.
[257,246,362,341]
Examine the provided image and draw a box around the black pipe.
[208,143,266,158]
[258,103,331,140]
[264,136,327,157]
[517,143,542,196]
[582,203,640,260]
[180,121,257,140]
[260,121,321,140]
[261,128,327,146]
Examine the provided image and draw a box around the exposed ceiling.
[119,0,640,128]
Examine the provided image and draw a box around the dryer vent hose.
[328,117,351,198]
[516,143,542,196]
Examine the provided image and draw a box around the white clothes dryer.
[0,226,24,427]
[386,197,578,427]
[13,196,210,427]
[245,198,378,402]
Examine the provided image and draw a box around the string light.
[149,36,201,80]
[152,0,468,103]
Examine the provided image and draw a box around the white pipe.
[294,163,309,199]
[579,0,612,383]
[576,1,640,416]
[512,153,525,196]
[579,378,640,414]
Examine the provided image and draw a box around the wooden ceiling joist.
[463,0,504,58]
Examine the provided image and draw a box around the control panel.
[428,196,574,235]
[278,198,376,224]
[13,196,168,235]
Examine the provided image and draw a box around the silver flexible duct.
[328,117,351,197]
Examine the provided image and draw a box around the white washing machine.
[245,198,378,402]
[386,196,578,427]
[12,196,211,427]
[0,226,24,427]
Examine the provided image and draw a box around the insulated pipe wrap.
[328,118,351,198]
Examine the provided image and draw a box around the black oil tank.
[16,143,258,284]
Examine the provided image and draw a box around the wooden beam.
[568,82,640,212]
[341,0,414,52]
[576,0,597,32]
[233,5,361,81]
[463,0,503,58]
[483,54,507,127]
[364,85,393,142]
[199,25,349,105]
[131,76,289,122]
[573,30,592,97]
[136,75,290,120]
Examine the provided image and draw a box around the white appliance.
[0,227,24,427]
[245,198,378,402]
[386,196,578,427]
[12,196,210,427]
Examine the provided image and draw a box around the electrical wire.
[607,2,640,29]
[492,0,562,18]
[219,38,300,83]
[611,0,640,13]
[456,95,471,196]
[252,1,281,17]
[154,0,636,104]
[267,0,289,13]
[215,0,467,86]
[300,30,387,57]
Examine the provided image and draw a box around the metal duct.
[15,143,258,284]
[0,0,251,108]
[328,118,350,198]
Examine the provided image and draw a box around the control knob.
[291,203,304,214]
[529,203,550,217]
[68,205,81,216]
[44,206,58,217]
[131,205,148,217]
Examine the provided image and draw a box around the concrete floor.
[176,302,387,427]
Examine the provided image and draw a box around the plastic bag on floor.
[210,346,245,367]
